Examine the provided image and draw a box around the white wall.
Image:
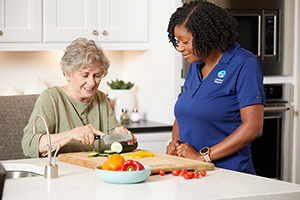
[122,0,182,124]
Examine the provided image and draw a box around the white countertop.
[1,158,300,200]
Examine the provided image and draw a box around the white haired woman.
[22,38,136,158]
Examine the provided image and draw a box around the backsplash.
[0,51,124,95]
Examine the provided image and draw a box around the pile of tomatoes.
[158,169,207,179]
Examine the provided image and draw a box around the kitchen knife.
[94,133,132,145]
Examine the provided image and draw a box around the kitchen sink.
[5,171,42,179]
[1,163,44,179]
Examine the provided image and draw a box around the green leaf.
[107,79,135,89]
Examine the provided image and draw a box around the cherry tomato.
[200,170,207,177]
[188,171,194,179]
[159,169,165,176]
[172,169,180,176]
[183,173,191,179]
[193,171,200,178]
[180,169,188,177]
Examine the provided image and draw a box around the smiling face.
[174,25,201,63]
[65,62,102,103]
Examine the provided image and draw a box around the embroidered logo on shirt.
[217,70,226,78]
[214,70,226,84]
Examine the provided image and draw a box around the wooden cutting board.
[58,150,215,174]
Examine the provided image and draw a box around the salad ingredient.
[180,169,188,177]
[87,152,99,157]
[98,154,109,157]
[188,172,194,178]
[183,173,191,179]
[193,171,200,178]
[159,169,165,176]
[200,170,207,177]
[121,160,145,171]
[93,148,104,153]
[104,150,119,155]
[88,149,119,157]
[111,142,138,153]
[102,160,110,170]
[102,154,125,171]
[122,150,154,159]
[110,142,123,153]
[171,169,180,176]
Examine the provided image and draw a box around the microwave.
[182,0,289,77]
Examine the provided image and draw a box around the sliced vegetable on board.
[93,148,104,153]
[122,150,154,159]
[110,142,138,153]
[87,152,99,157]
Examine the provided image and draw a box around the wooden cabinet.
[0,0,42,42]
[44,0,148,43]
[0,0,148,50]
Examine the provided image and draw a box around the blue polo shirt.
[174,42,265,174]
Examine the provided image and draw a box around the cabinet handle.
[92,30,99,36]
[0,30,3,36]
[102,30,109,36]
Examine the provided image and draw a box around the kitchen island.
[1,158,300,200]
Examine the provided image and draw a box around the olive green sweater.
[22,87,119,158]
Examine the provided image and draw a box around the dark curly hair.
[167,1,238,58]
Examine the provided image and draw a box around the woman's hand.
[166,140,181,156]
[113,126,136,145]
[39,124,105,156]
[176,143,203,161]
[72,124,105,145]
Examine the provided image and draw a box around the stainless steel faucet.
[33,114,60,179]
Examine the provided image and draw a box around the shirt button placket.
[192,83,201,97]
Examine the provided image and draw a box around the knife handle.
[94,135,101,140]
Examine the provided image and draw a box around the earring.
[66,79,70,82]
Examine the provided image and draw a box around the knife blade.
[94,133,132,145]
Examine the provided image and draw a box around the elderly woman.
[166,1,265,174]
[22,38,135,158]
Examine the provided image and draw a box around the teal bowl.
[95,165,152,184]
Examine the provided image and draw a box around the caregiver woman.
[166,1,265,174]
[22,38,136,158]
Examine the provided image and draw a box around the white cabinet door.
[0,0,41,42]
[44,0,148,43]
[98,0,148,42]
[135,132,172,154]
[43,0,97,42]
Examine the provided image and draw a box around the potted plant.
[107,79,135,121]
[107,79,134,90]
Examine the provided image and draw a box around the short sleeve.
[236,57,266,109]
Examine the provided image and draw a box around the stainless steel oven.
[251,83,291,181]
[182,0,290,76]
